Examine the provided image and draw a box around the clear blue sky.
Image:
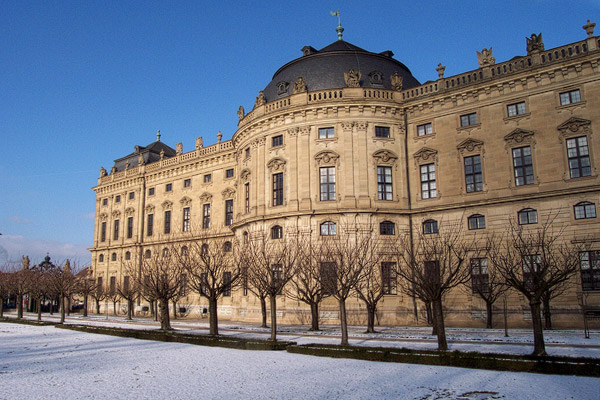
[1,0,598,265]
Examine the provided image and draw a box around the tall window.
[123,276,130,291]
[460,112,478,127]
[320,262,337,295]
[320,167,336,201]
[182,207,191,232]
[271,264,283,295]
[166,183,172,192]
[512,146,534,186]
[145,249,151,258]
[124,251,131,260]
[523,254,541,292]
[111,252,117,261]
[464,155,483,193]
[102,198,108,206]
[559,89,581,105]
[580,251,600,291]
[425,260,440,287]
[242,267,248,296]
[128,192,135,200]
[471,258,489,293]
[223,241,232,252]
[566,136,591,178]
[98,254,104,263]
[320,221,337,236]
[379,221,395,235]
[100,222,106,242]
[273,173,283,206]
[271,225,283,239]
[202,204,211,229]
[184,178,191,188]
[420,163,436,199]
[97,277,103,291]
[423,219,438,234]
[468,214,486,230]
[417,123,432,136]
[225,199,234,226]
[507,101,526,117]
[518,208,537,225]
[127,217,133,239]
[113,219,119,240]
[244,182,250,213]
[109,276,116,295]
[381,262,397,295]
[574,201,596,220]
[180,273,188,297]
[148,187,155,196]
[147,214,154,236]
[318,127,335,139]
[164,210,171,234]
[377,166,393,200]
[223,271,232,297]
[375,126,390,138]
[115,195,121,203]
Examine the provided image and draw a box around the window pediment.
[373,150,398,165]
[179,196,192,206]
[161,200,173,210]
[111,210,121,218]
[315,150,340,166]
[125,207,135,216]
[267,158,286,172]
[558,117,591,137]
[145,205,155,213]
[240,169,251,182]
[199,192,212,203]
[504,129,535,147]
[456,138,484,155]
[99,212,108,221]
[222,187,235,199]
[413,147,438,164]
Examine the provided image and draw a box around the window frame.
[417,122,433,137]
[128,192,135,200]
[468,214,486,230]
[163,210,171,234]
[318,127,335,139]
[574,201,596,220]
[115,195,121,203]
[225,168,234,179]
[566,136,592,178]
[127,216,134,239]
[271,225,283,239]
[464,154,483,193]
[420,163,437,199]
[319,166,336,201]
[460,112,478,127]
[147,214,154,237]
[471,257,489,293]
[182,207,191,232]
[148,187,155,196]
[423,219,438,234]
[518,208,538,225]
[507,101,527,117]
[113,219,119,240]
[559,89,581,106]
[375,126,390,138]
[379,221,396,236]
[377,166,393,200]
[580,250,600,291]
[202,204,211,229]
[100,221,106,242]
[183,178,191,188]
[203,174,212,183]
[225,199,234,226]
[320,221,337,236]
[381,262,397,295]
[272,135,283,147]
[165,183,172,192]
[272,172,284,206]
[512,146,534,186]
[244,182,250,213]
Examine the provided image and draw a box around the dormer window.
[277,81,289,95]
[368,71,383,85]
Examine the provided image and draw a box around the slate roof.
[112,140,176,172]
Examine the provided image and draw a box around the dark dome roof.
[262,40,420,102]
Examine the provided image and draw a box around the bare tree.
[242,231,300,341]
[75,267,97,317]
[106,276,121,315]
[46,259,76,324]
[487,216,583,356]
[90,276,107,314]
[116,274,139,320]
[0,266,11,318]
[392,221,475,351]
[179,235,240,335]
[9,256,32,319]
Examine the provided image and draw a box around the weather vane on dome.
[330,10,343,41]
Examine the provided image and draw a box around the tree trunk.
[126,299,133,320]
[208,296,219,336]
[425,300,433,326]
[150,300,155,317]
[17,295,23,319]
[433,299,448,351]
[60,296,66,324]
[260,296,268,328]
[95,299,101,314]
[154,301,158,321]
[37,296,42,322]
[67,297,71,316]
[529,300,546,356]
[159,299,171,330]
[0,298,4,318]
[172,300,177,320]
[543,296,552,330]
[365,303,376,333]
[113,301,117,316]
[338,298,349,346]
[486,301,493,329]
[269,295,277,341]
[83,295,88,317]
[309,302,320,331]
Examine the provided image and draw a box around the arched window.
[201,243,209,255]
[518,208,537,225]
[574,202,597,219]
[98,254,104,262]
[468,214,486,230]
[223,241,232,252]
[145,249,152,259]
[423,219,438,234]
[271,225,283,239]
[111,252,117,261]
[243,231,249,243]
[379,221,395,235]
[124,251,131,260]
[320,221,337,236]
[162,248,170,258]
[180,246,188,257]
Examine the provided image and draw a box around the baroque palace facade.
[91,21,600,328]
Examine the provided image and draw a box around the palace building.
[91,21,600,328]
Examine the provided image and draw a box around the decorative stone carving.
[276,81,289,95]
[237,106,245,121]
[138,153,144,166]
[110,166,117,174]
[179,196,192,206]
[583,20,596,37]
[99,212,108,221]
[373,150,398,165]
[369,71,383,85]
[160,149,165,160]
[161,200,173,210]
[222,187,235,199]
[526,33,544,54]
[195,136,203,149]
[287,127,299,137]
[125,161,130,169]
[390,72,403,91]
[557,117,591,136]
[22,256,30,270]
[300,127,310,136]
[176,142,183,155]
[217,131,222,143]
[144,205,155,213]
[267,158,286,172]
[477,48,495,67]
[436,63,446,79]
[255,90,266,107]
[341,121,355,132]
[344,69,361,87]
[240,169,251,182]
[413,147,438,163]
[293,76,306,93]
[199,192,212,203]
[99,167,107,177]
[504,129,535,146]
[111,210,121,218]
[457,138,484,155]
[125,207,135,216]
[314,150,340,166]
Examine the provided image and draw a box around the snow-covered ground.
[0,322,598,400]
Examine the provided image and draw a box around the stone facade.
[91,23,600,328]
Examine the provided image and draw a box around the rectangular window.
[375,126,390,138]
[319,167,336,201]
[180,274,187,297]
[417,123,433,136]
[460,112,478,127]
[147,214,153,236]
[523,254,541,292]
[100,222,106,242]
[471,258,489,293]
[242,266,248,296]
[425,260,440,286]
[320,262,337,295]
[184,178,191,188]
[223,271,232,297]
[123,276,130,292]
[115,195,121,203]
[128,192,135,200]
[244,182,250,213]
[182,207,190,232]
[127,217,133,239]
[574,202,596,220]
[507,101,526,117]
[272,135,283,147]
[464,155,483,193]
[245,148,250,158]
[272,264,283,295]
[377,166,393,200]
[225,199,234,226]
[148,187,155,196]
[381,262,397,295]
[109,276,116,296]
[512,146,534,186]
[318,127,335,139]
[166,183,172,192]
[203,174,212,183]
[226,168,234,178]
[272,173,284,206]
[202,204,211,229]
[420,163,436,199]
[567,136,592,178]
[560,89,581,106]
[102,198,108,206]
[164,210,171,234]
[113,219,119,240]
[580,251,600,291]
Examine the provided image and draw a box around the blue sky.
[0,1,598,265]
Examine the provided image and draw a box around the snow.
[1,320,599,400]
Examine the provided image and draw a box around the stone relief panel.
[314,150,340,166]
